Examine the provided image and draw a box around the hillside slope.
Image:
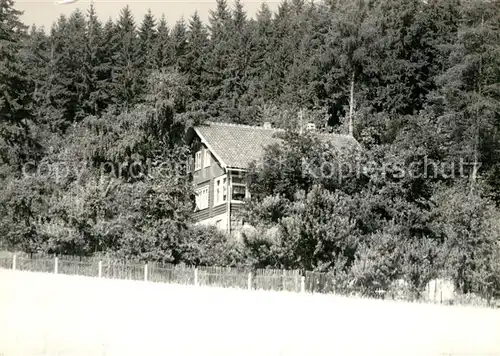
[1,270,499,356]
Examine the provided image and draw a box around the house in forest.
[185,121,357,237]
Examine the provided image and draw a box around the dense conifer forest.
[1,0,500,298]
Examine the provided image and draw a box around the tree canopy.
[1,0,500,300]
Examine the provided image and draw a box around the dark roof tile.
[194,122,358,170]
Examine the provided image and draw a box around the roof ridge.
[205,121,284,131]
[202,121,356,139]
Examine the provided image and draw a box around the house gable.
[189,135,227,225]
[186,121,360,234]
[188,121,360,170]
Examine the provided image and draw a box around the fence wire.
[1,251,498,307]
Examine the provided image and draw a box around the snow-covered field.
[1,269,499,356]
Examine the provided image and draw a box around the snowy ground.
[1,269,500,356]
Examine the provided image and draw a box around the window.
[214,175,227,206]
[230,174,247,201]
[186,156,193,173]
[203,149,211,168]
[194,150,202,171]
[232,185,246,201]
[195,186,209,210]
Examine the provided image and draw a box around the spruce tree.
[321,0,371,134]
[79,4,108,117]
[253,3,275,104]
[362,0,436,115]
[208,0,231,41]
[0,0,34,166]
[66,10,87,121]
[171,18,188,68]
[27,24,68,132]
[139,9,158,73]
[111,6,142,112]
[205,0,231,108]
[155,14,173,69]
[437,0,500,196]
[222,0,260,123]
[99,18,116,110]
[184,12,209,103]
[34,12,88,128]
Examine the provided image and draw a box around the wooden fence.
[1,251,497,307]
[0,252,306,293]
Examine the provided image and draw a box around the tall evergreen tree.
[252,3,275,106]
[34,12,88,129]
[155,14,173,69]
[183,12,209,104]
[222,0,261,123]
[264,0,295,103]
[0,0,34,167]
[208,0,231,41]
[27,24,68,132]
[139,9,158,73]
[319,0,371,134]
[232,0,247,30]
[437,0,500,196]
[99,17,116,110]
[65,10,87,121]
[80,4,109,117]
[361,0,437,116]
[111,6,142,112]
[171,18,188,69]
[204,0,232,118]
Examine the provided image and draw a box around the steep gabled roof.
[190,121,359,170]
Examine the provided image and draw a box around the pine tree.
[34,11,88,128]
[362,0,436,115]
[322,0,371,134]
[208,0,231,41]
[183,12,209,103]
[437,0,500,196]
[423,0,462,73]
[67,10,87,121]
[99,18,116,110]
[27,24,68,132]
[265,0,294,102]
[253,3,275,104]
[222,0,261,123]
[232,0,247,30]
[79,4,112,117]
[0,0,34,166]
[139,9,158,73]
[171,18,188,69]
[0,0,31,125]
[111,6,142,112]
[155,14,173,69]
[203,0,232,118]
[256,2,273,32]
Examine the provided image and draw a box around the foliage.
[177,225,243,266]
[1,0,500,301]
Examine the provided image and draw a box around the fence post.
[301,276,305,294]
[12,254,16,271]
[98,261,102,278]
[194,267,199,286]
[54,257,58,274]
[248,272,252,290]
[144,263,148,282]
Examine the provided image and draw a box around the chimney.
[306,123,316,131]
[263,122,272,129]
